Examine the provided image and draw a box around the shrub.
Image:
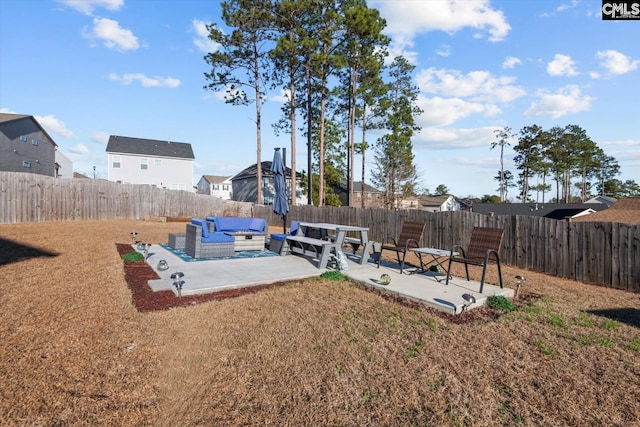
[122,251,144,262]
[487,295,516,312]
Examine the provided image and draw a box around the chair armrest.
[450,244,466,258]
[403,238,420,251]
[381,236,397,246]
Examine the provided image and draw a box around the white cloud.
[92,131,110,144]
[69,144,90,155]
[84,18,139,51]
[370,0,509,62]
[525,85,594,119]
[370,0,510,42]
[547,54,578,77]
[417,96,494,127]
[56,0,123,16]
[270,89,290,104]
[502,56,521,69]
[435,44,451,57]
[192,19,220,53]
[34,114,74,138]
[417,67,526,103]
[108,73,180,88]
[596,50,639,75]
[414,126,500,150]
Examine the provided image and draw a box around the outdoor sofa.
[184,218,235,259]
[205,216,267,234]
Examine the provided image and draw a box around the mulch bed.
[117,244,541,320]
[116,244,289,312]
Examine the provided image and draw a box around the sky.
[1,0,639,199]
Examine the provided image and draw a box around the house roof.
[572,197,640,225]
[105,135,194,159]
[544,208,595,220]
[232,161,299,180]
[417,195,453,207]
[202,175,232,184]
[472,202,609,217]
[334,181,382,194]
[0,113,58,147]
[585,195,617,207]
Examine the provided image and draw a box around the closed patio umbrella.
[271,148,289,233]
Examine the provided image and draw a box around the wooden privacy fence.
[1,172,638,291]
[0,172,252,222]
[256,205,640,292]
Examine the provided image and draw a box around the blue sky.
[1,0,638,199]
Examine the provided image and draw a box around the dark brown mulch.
[117,244,541,320]
[116,244,289,312]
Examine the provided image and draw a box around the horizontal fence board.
[1,171,638,291]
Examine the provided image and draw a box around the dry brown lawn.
[1,219,639,426]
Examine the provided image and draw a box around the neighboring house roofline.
[105,135,194,159]
[202,175,232,184]
[0,113,58,148]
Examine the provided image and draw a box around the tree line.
[203,0,421,208]
[492,125,639,203]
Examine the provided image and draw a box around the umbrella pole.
[283,214,287,234]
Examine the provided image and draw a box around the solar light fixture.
[143,243,151,260]
[170,272,185,297]
[514,275,526,297]
[458,293,477,316]
[131,231,138,244]
[157,259,169,271]
[378,273,391,286]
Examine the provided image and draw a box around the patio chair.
[376,221,425,273]
[445,227,504,293]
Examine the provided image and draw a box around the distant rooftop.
[106,135,194,159]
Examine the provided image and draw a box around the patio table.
[298,222,373,265]
[409,247,459,282]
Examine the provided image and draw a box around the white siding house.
[105,135,195,191]
[417,195,461,212]
[197,175,233,199]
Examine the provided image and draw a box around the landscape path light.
[171,272,185,297]
[458,293,477,316]
[143,243,151,260]
[514,275,526,297]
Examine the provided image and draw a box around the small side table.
[168,232,186,250]
[409,247,458,282]
[224,232,266,251]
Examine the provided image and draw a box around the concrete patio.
[144,244,514,316]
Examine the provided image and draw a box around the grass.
[1,219,639,426]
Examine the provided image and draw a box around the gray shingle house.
[0,113,69,177]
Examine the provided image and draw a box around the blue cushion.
[270,233,286,241]
[201,231,234,244]
[205,216,264,232]
[191,218,209,238]
[249,218,265,232]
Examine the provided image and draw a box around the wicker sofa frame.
[185,223,235,259]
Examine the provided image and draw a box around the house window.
[32,139,38,146]
[23,161,31,168]
[140,159,148,170]
[222,184,229,191]
[112,156,121,168]
[213,184,219,190]
[20,135,27,142]
[154,159,161,167]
